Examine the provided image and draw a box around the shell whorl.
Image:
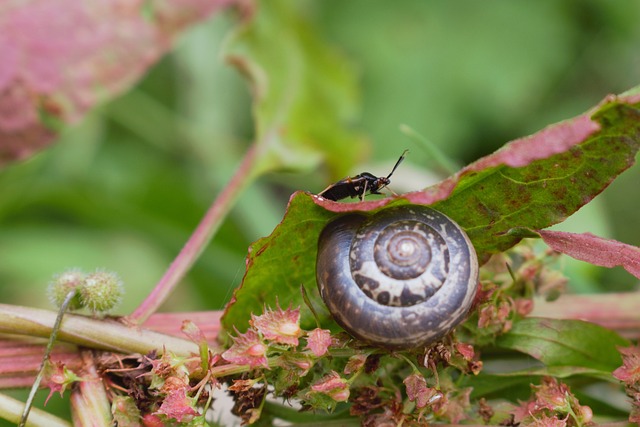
[316,205,478,349]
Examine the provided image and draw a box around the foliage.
[0,1,639,426]
[222,94,640,333]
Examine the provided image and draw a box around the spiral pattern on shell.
[316,205,478,348]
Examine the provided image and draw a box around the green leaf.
[466,367,624,403]
[496,317,630,372]
[221,194,338,335]
[465,372,629,416]
[308,94,640,261]
[464,374,535,400]
[221,92,640,337]
[489,365,614,380]
[429,99,640,260]
[226,0,366,177]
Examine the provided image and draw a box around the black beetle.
[318,150,408,201]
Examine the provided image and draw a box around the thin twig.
[19,290,76,427]
[129,144,262,324]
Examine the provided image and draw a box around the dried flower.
[403,373,441,409]
[43,361,82,403]
[251,303,302,346]
[310,371,350,402]
[433,388,471,424]
[230,382,266,425]
[455,342,475,361]
[305,328,332,357]
[511,377,592,426]
[228,378,259,393]
[222,329,269,369]
[478,300,513,333]
[344,353,368,375]
[155,385,199,423]
[350,386,385,416]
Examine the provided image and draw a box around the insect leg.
[360,179,368,202]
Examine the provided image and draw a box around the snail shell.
[316,205,478,349]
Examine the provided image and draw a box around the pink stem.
[70,350,111,427]
[129,145,261,323]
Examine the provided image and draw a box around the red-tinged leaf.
[0,0,240,165]
[222,194,336,333]
[538,230,640,279]
[221,91,640,336]
[312,93,640,260]
[496,317,630,372]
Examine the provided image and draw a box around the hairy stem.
[19,290,76,427]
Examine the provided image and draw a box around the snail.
[316,205,478,349]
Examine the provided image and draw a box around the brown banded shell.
[316,205,478,349]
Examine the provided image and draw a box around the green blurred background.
[1,1,639,423]
[1,0,638,317]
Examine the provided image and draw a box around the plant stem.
[70,351,112,427]
[19,290,75,427]
[129,144,263,324]
[0,392,70,427]
[0,304,200,357]
[262,400,353,424]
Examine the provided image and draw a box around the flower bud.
[47,269,85,310]
[80,270,124,313]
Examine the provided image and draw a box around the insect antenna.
[386,149,409,179]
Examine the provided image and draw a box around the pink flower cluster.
[221,303,332,369]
